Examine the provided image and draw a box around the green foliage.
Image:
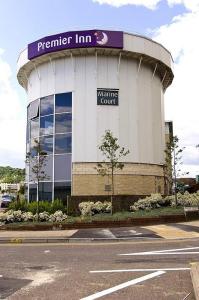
[130,191,199,212]
[0,166,25,183]
[164,135,188,205]
[8,199,66,214]
[50,199,66,214]
[96,130,130,195]
[8,200,28,212]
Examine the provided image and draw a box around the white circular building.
[17,29,174,201]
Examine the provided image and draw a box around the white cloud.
[152,6,199,177]
[167,0,199,12]
[92,0,199,11]
[92,0,161,9]
[0,49,26,168]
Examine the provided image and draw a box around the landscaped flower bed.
[0,210,67,224]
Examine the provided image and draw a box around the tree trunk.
[111,166,114,215]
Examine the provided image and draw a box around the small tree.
[96,130,130,214]
[26,139,49,219]
[165,135,188,206]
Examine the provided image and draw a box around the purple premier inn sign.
[28,29,123,60]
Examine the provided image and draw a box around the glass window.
[28,99,39,120]
[40,115,53,136]
[40,135,53,155]
[29,183,37,202]
[24,184,28,201]
[29,154,53,182]
[40,95,54,116]
[54,182,71,200]
[26,122,30,143]
[55,133,72,154]
[55,113,72,134]
[39,155,53,181]
[30,118,39,139]
[55,92,72,113]
[30,138,38,157]
[39,182,52,201]
[54,154,71,181]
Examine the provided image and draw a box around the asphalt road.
[0,239,198,299]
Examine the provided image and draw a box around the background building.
[17,29,174,201]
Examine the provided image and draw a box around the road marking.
[100,229,116,239]
[122,252,199,256]
[81,271,165,300]
[90,267,190,273]
[119,246,199,256]
[0,275,2,278]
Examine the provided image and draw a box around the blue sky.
[0,0,199,177]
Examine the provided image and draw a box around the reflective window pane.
[40,155,53,181]
[40,95,54,116]
[40,115,53,136]
[28,99,39,120]
[30,118,39,139]
[25,184,28,201]
[55,113,72,134]
[54,154,71,181]
[55,93,72,113]
[29,183,37,202]
[30,139,38,157]
[39,182,52,201]
[55,133,72,154]
[54,182,71,201]
[40,135,53,155]
[26,122,30,143]
[29,154,53,182]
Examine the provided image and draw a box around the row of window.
[26,93,72,200]
[29,113,72,140]
[27,181,71,202]
[28,154,71,182]
[30,133,72,156]
[27,93,72,121]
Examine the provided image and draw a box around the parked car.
[0,194,13,208]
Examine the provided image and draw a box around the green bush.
[27,201,39,214]
[8,200,28,212]
[8,199,66,214]
[51,199,66,214]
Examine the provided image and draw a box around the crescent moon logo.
[95,31,109,45]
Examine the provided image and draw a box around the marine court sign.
[97,89,119,106]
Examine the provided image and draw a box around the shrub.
[130,194,165,212]
[9,200,67,214]
[79,202,94,216]
[22,212,34,222]
[27,202,39,214]
[8,200,28,212]
[51,200,66,214]
[78,201,112,216]
[38,211,50,222]
[49,210,67,222]
[0,210,68,224]
[130,191,199,212]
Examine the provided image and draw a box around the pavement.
[1,220,199,243]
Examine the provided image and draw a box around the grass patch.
[66,206,184,223]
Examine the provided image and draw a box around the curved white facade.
[17,30,174,198]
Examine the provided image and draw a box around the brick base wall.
[72,162,165,196]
